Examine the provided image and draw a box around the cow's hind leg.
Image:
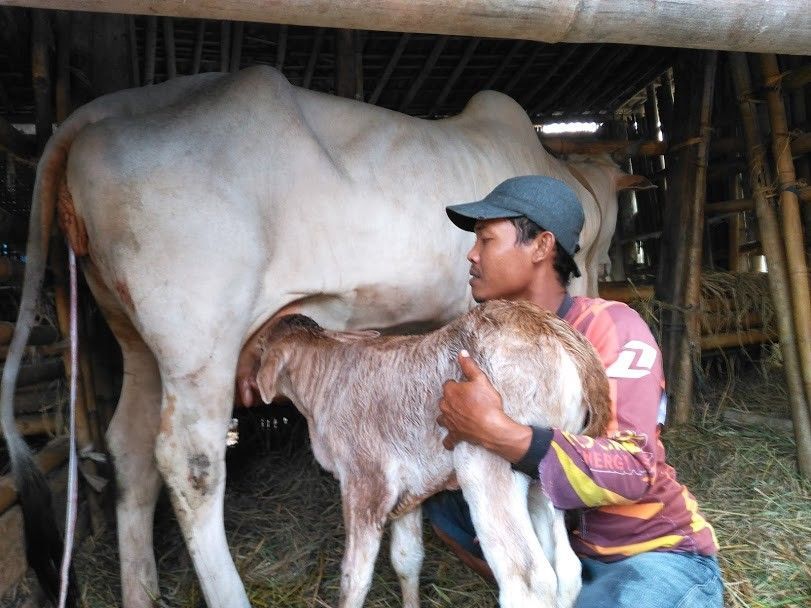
[528,485,582,608]
[454,444,557,608]
[155,366,248,608]
[338,476,393,608]
[389,508,423,608]
[84,268,163,608]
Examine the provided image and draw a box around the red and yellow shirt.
[538,296,719,561]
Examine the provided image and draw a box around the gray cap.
[446,174,585,263]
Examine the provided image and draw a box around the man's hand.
[437,350,533,462]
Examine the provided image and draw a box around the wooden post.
[191,20,205,75]
[303,27,325,90]
[275,24,288,71]
[229,21,243,73]
[672,51,717,424]
[144,16,157,84]
[220,21,231,73]
[163,17,176,79]
[55,12,71,122]
[31,10,53,153]
[655,51,703,392]
[127,15,140,87]
[731,52,811,478]
[761,53,811,425]
[335,28,358,99]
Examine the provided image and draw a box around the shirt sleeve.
[537,302,666,509]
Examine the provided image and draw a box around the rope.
[57,245,78,608]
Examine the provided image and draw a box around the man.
[426,175,723,607]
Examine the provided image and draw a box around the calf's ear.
[616,174,656,191]
[256,351,288,404]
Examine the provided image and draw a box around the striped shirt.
[538,296,719,561]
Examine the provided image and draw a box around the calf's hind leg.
[390,508,423,608]
[454,444,557,607]
[528,485,582,608]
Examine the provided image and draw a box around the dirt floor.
[3,366,810,608]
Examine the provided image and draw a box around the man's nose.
[467,244,478,263]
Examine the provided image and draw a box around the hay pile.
[623,271,777,346]
[5,365,808,608]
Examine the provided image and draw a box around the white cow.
[0,66,646,607]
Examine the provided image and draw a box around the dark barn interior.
[0,5,810,608]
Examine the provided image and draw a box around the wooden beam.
[502,44,544,96]
[429,38,479,115]
[6,1,809,54]
[706,198,754,214]
[275,24,288,71]
[144,16,157,84]
[303,27,325,89]
[191,20,205,75]
[398,35,448,112]
[229,21,244,73]
[481,40,525,90]
[368,32,410,105]
[528,44,601,115]
[541,137,667,156]
[163,17,176,79]
[0,322,60,346]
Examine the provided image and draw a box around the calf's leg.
[528,485,582,608]
[389,508,423,608]
[338,476,393,608]
[454,444,557,607]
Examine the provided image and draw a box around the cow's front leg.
[338,477,392,608]
[454,444,557,608]
[389,508,423,608]
[528,485,581,608]
[155,372,249,608]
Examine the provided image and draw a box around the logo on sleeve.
[606,340,657,379]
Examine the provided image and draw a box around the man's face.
[467,219,536,303]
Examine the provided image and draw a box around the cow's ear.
[325,329,381,343]
[616,174,656,191]
[256,351,288,404]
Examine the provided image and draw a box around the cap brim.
[446,200,523,232]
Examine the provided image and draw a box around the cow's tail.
[0,123,77,604]
[0,72,227,605]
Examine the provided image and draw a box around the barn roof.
[0,12,676,125]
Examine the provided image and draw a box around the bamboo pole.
[761,54,811,420]
[335,29,358,99]
[31,10,52,154]
[15,413,59,437]
[6,0,808,54]
[731,52,811,478]
[672,51,717,424]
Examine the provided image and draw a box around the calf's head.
[254,314,379,404]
